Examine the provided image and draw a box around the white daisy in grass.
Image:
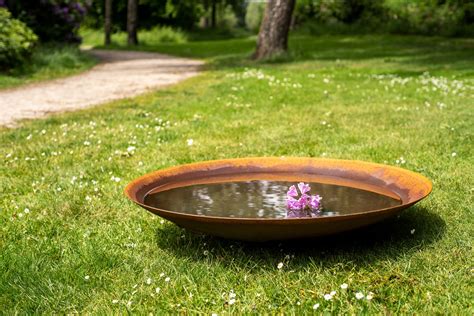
[277,262,284,269]
[111,176,121,182]
[340,283,348,289]
[324,294,332,301]
[187,139,194,146]
[355,292,364,300]
[165,277,170,282]
[313,303,320,310]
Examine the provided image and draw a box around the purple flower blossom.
[286,182,323,217]
[286,196,300,210]
[298,194,310,209]
[298,182,310,195]
[73,3,86,15]
[287,185,298,198]
[309,194,322,209]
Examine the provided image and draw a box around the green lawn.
[1,33,473,314]
[0,45,97,89]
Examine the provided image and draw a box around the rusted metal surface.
[124,157,432,241]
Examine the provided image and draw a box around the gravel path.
[0,50,203,127]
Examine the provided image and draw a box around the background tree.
[104,0,112,45]
[254,0,295,60]
[127,0,138,45]
[211,0,217,28]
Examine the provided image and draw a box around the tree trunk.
[127,0,138,45]
[211,0,217,28]
[203,0,210,28]
[254,0,296,60]
[104,0,112,46]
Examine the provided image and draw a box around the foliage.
[6,0,89,43]
[385,0,474,36]
[1,34,473,314]
[85,0,244,31]
[294,0,474,36]
[81,26,188,47]
[0,44,96,89]
[0,8,37,69]
[216,4,239,29]
[141,26,188,44]
[245,1,265,32]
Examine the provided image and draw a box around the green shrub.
[217,5,238,29]
[245,2,265,32]
[140,26,188,44]
[294,0,474,37]
[0,8,37,69]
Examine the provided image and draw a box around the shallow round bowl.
[124,157,432,241]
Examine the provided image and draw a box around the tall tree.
[211,0,217,28]
[203,0,210,28]
[104,0,112,46]
[254,0,295,60]
[127,0,138,45]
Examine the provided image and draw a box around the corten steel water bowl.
[124,157,432,241]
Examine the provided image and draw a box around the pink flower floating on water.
[286,182,322,217]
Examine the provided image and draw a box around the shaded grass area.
[0,45,97,89]
[1,34,473,314]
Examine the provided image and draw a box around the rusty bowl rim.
[124,157,432,223]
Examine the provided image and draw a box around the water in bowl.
[144,180,401,219]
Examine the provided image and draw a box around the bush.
[384,0,474,36]
[217,5,239,29]
[79,26,188,47]
[140,26,188,44]
[7,1,88,43]
[294,0,474,37]
[0,8,37,69]
[245,2,265,32]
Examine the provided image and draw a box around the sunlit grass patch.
[1,34,473,314]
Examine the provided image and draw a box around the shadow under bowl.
[124,157,432,241]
